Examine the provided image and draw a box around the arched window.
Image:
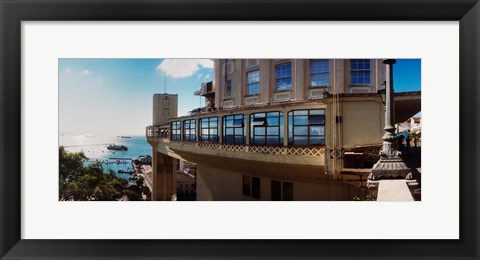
[288,109,325,145]
[250,112,284,145]
[223,114,246,144]
[199,117,219,142]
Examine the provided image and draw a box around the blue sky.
[394,59,421,92]
[59,59,420,135]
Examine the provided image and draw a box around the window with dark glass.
[252,177,260,199]
[288,109,325,146]
[225,79,232,96]
[275,63,292,91]
[310,59,329,87]
[163,98,170,116]
[271,180,281,201]
[282,182,293,201]
[171,121,181,141]
[199,117,219,142]
[223,114,246,144]
[247,70,260,95]
[351,59,371,85]
[243,175,260,199]
[250,112,284,145]
[271,180,293,201]
[242,175,251,196]
[183,119,196,141]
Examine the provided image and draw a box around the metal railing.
[146,125,169,138]
[147,125,326,156]
[169,140,325,157]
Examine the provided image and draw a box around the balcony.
[146,125,169,139]
[169,140,325,166]
[146,123,326,168]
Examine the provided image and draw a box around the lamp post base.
[368,156,412,180]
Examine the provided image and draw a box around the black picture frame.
[1,0,479,259]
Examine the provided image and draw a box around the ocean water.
[59,134,151,182]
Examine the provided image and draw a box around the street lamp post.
[368,59,412,180]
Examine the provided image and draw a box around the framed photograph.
[1,0,479,259]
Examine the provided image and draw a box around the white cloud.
[80,70,92,76]
[157,59,213,78]
[196,59,214,69]
[64,68,73,75]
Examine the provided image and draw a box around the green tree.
[125,185,143,201]
[136,176,145,187]
[59,147,129,201]
[59,146,87,179]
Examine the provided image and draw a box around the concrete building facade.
[146,59,420,201]
[213,59,386,108]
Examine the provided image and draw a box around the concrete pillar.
[152,151,177,201]
[283,110,289,146]
[219,116,223,144]
[214,60,222,109]
[294,59,305,100]
[245,113,251,145]
[260,60,271,103]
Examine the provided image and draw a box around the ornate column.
[368,59,411,181]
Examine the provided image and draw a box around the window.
[252,177,260,199]
[162,97,170,116]
[171,121,181,141]
[163,99,170,107]
[199,117,219,142]
[223,59,234,75]
[282,182,293,201]
[246,59,259,68]
[243,175,260,199]
[351,59,371,85]
[288,109,325,146]
[310,59,329,87]
[183,119,196,141]
[225,79,232,96]
[275,63,292,91]
[242,175,251,196]
[250,112,284,145]
[247,70,260,95]
[223,114,246,144]
[271,180,293,201]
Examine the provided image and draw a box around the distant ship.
[107,144,128,151]
[120,136,131,138]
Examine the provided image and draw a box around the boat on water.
[120,136,131,138]
[107,144,128,151]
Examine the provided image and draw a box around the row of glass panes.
[243,59,371,95]
[171,109,325,146]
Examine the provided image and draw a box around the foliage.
[352,195,374,201]
[136,176,145,187]
[408,131,421,147]
[125,185,143,201]
[59,146,87,179]
[59,147,129,201]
